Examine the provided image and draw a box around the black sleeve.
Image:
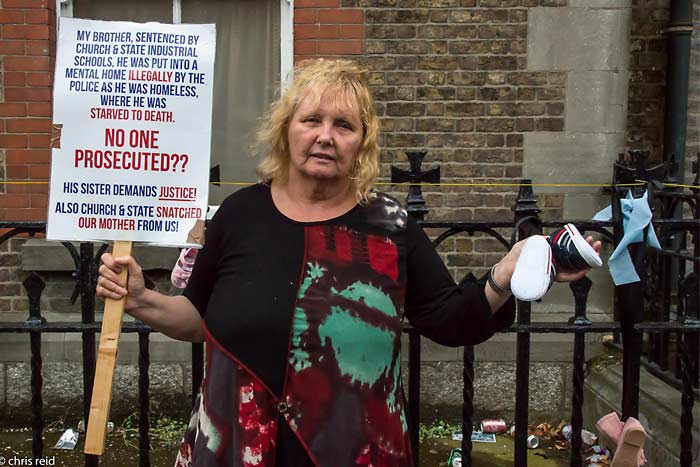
[403,216,515,347]
[182,201,226,317]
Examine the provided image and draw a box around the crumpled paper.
[53,428,79,450]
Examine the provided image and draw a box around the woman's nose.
[316,123,334,146]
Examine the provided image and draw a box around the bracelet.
[488,264,511,295]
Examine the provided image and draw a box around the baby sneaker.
[549,223,603,270]
[510,235,556,301]
[510,224,603,302]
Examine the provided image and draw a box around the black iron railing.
[0,150,698,467]
[398,149,699,467]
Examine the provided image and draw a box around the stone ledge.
[568,0,632,8]
[0,307,613,365]
[0,326,195,364]
[2,362,193,426]
[0,331,608,365]
[417,361,573,420]
[0,360,573,426]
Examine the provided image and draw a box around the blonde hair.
[256,59,380,203]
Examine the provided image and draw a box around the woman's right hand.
[96,253,204,342]
[97,253,147,311]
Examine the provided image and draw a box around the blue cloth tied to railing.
[593,190,661,285]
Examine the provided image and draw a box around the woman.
[97,59,598,467]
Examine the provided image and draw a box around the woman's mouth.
[310,153,335,161]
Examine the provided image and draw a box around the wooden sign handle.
[84,240,133,455]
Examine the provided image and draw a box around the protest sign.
[47,17,216,456]
[48,17,215,248]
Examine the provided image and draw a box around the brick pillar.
[294,0,364,63]
[0,0,55,221]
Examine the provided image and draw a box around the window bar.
[172,0,181,24]
[568,277,593,467]
[611,154,626,347]
[78,242,99,467]
[513,302,531,467]
[138,331,151,467]
[408,329,420,465]
[280,0,294,87]
[58,0,73,27]
[679,331,696,467]
[674,250,690,382]
[461,345,475,467]
[512,182,540,467]
[649,250,663,369]
[611,159,644,419]
[622,238,647,418]
[24,272,46,461]
[660,202,676,372]
[680,265,699,466]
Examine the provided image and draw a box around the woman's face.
[286,90,364,187]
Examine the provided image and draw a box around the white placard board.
[47,18,216,247]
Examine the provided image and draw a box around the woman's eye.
[303,116,320,123]
[337,121,354,130]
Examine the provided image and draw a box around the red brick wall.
[0,0,55,221]
[294,0,364,62]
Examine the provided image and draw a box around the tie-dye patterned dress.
[174,184,514,467]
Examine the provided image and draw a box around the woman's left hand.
[493,235,602,287]
[551,235,602,282]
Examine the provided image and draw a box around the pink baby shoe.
[596,412,624,449]
[171,247,198,288]
[596,412,647,466]
[612,416,647,467]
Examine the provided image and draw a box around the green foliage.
[117,413,139,449]
[117,413,187,448]
[152,416,188,445]
[586,348,622,375]
[419,419,461,443]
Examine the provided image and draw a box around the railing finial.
[569,276,593,325]
[391,151,440,220]
[23,272,46,325]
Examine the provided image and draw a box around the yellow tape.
[211,181,647,188]
[634,179,699,189]
[3,180,52,184]
[375,181,646,188]
[212,182,255,186]
[2,179,698,189]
